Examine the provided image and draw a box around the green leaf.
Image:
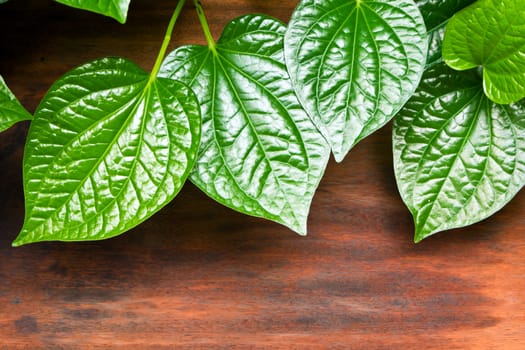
[54,0,131,23]
[0,75,32,132]
[13,57,201,246]
[443,0,525,104]
[415,0,476,68]
[284,0,428,162]
[393,63,525,242]
[160,14,330,235]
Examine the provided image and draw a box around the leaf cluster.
[1,0,524,246]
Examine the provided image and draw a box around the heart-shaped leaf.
[443,0,525,104]
[284,0,427,162]
[13,57,201,246]
[54,0,131,23]
[160,14,330,235]
[415,0,476,68]
[393,63,525,242]
[0,75,32,132]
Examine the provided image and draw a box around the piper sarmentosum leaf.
[284,0,428,162]
[55,0,131,23]
[160,15,330,235]
[0,75,32,132]
[13,57,201,246]
[393,63,525,242]
[443,0,525,104]
[415,0,476,68]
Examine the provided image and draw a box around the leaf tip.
[11,238,25,247]
[297,229,307,237]
[290,220,308,236]
[332,140,354,163]
[115,12,128,24]
[286,218,308,237]
[414,225,434,243]
[333,154,345,163]
[333,148,347,163]
[12,229,33,247]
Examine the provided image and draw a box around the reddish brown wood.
[1,1,524,348]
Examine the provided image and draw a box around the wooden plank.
[0,1,524,348]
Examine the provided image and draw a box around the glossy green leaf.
[160,14,330,235]
[415,0,475,68]
[443,0,525,104]
[0,75,32,132]
[13,57,201,246]
[393,63,525,242]
[284,0,427,162]
[54,0,131,23]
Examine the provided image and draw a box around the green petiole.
[150,0,187,80]
[193,0,217,54]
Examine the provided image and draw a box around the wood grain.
[1,1,524,348]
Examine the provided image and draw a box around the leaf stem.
[193,0,217,54]
[150,0,187,80]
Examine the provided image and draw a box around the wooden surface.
[1,1,524,348]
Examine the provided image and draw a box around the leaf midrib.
[415,90,485,235]
[409,87,482,200]
[214,52,303,228]
[398,87,479,207]
[446,96,499,224]
[199,53,271,217]
[218,51,309,172]
[314,6,357,132]
[355,5,383,142]
[483,8,524,64]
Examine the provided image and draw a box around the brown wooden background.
[1,1,524,348]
